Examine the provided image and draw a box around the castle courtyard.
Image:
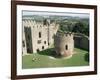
[22,48,89,69]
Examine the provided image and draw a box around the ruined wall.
[22,20,33,54]
[74,33,89,50]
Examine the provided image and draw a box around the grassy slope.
[22,48,89,69]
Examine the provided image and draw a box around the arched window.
[39,32,41,38]
[48,43,50,46]
[37,49,40,52]
[44,41,46,44]
[65,45,68,50]
[42,46,44,49]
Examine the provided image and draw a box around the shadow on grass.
[75,46,89,51]
[84,53,89,62]
[37,48,62,58]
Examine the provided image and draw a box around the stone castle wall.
[54,32,89,57]
[22,18,59,55]
[74,33,89,50]
[54,32,74,57]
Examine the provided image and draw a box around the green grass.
[22,48,89,69]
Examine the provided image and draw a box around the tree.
[72,21,89,36]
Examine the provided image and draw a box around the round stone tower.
[54,31,74,57]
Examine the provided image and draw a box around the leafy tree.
[59,19,89,36]
[72,22,83,33]
[72,21,89,36]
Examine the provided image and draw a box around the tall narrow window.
[65,45,68,50]
[44,41,46,44]
[39,32,41,38]
[37,49,40,52]
[42,46,44,49]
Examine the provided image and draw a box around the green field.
[22,48,89,69]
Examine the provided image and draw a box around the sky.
[22,11,89,18]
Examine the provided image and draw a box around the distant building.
[22,16,59,55]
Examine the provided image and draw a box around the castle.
[22,16,59,55]
[22,16,89,58]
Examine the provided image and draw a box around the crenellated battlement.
[23,18,58,29]
[56,31,74,38]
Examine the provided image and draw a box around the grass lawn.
[22,48,89,69]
